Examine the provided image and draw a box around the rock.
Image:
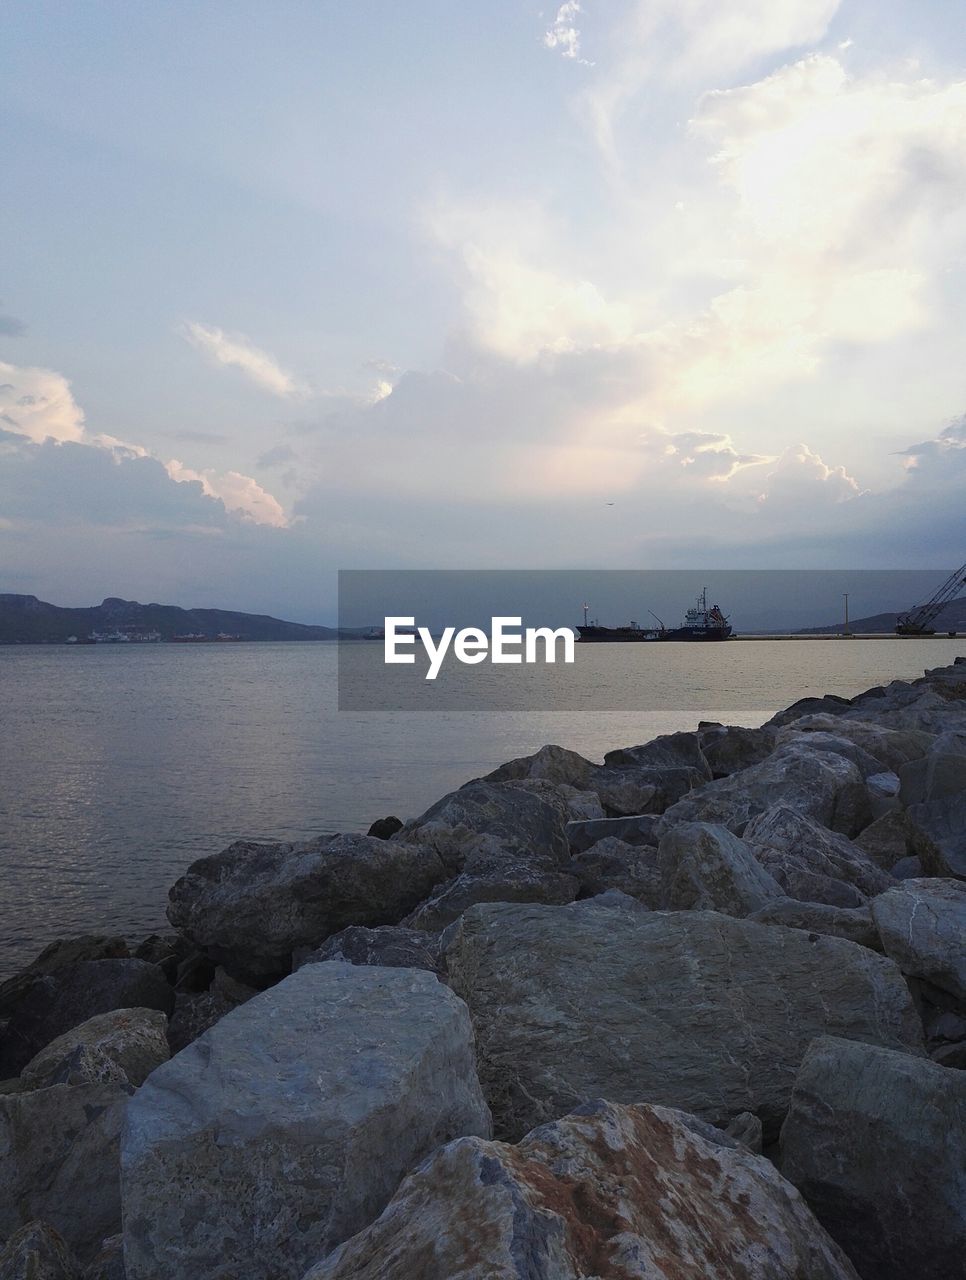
[121,963,491,1280]
[366,815,403,839]
[305,1100,859,1280]
[603,730,711,778]
[568,837,662,906]
[495,777,605,822]
[774,714,934,773]
[777,730,884,780]
[657,743,871,838]
[780,1035,966,1280]
[747,899,881,950]
[898,749,966,805]
[870,878,966,1002]
[16,937,130,975]
[743,806,893,902]
[0,961,174,1079]
[853,809,912,870]
[767,694,853,727]
[906,794,966,878]
[482,743,598,788]
[931,1041,966,1068]
[132,934,189,983]
[0,1084,129,1263]
[590,763,707,817]
[698,722,778,777]
[164,990,237,1055]
[82,1235,124,1280]
[402,833,579,932]
[172,950,215,992]
[167,832,446,982]
[564,813,660,854]
[295,924,442,974]
[19,1009,169,1092]
[892,854,923,879]
[444,898,923,1142]
[0,1221,83,1280]
[657,822,784,916]
[845,684,966,735]
[396,780,569,874]
[723,1110,764,1154]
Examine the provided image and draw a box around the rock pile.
[0,656,964,1279]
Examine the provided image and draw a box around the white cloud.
[165,459,289,527]
[544,2,591,65]
[183,322,305,399]
[0,361,86,444]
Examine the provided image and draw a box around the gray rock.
[492,776,605,822]
[167,832,446,982]
[0,1084,129,1264]
[0,961,174,1079]
[482,742,598,788]
[744,806,893,901]
[747,898,881,950]
[17,937,130,975]
[305,1100,858,1280]
[723,1110,765,1154]
[657,822,784,915]
[603,729,711,777]
[767,694,854,727]
[295,924,442,974]
[444,898,923,1142]
[402,833,579,931]
[121,963,491,1280]
[777,730,884,780]
[780,1036,966,1280]
[657,743,871,838]
[164,990,237,1055]
[871,878,966,1002]
[0,1221,83,1280]
[564,812,660,854]
[366,815,402,839]
[891,854,923,879]
[853,809,912,870]
[592,764,708,818]
[19,1009,169,1092]
[774,714,934,773]
[568,836,662,906]
[907,793,966,878]
[82,1234,125,1280]
[396,779,569,874]
[698,722,778,777]
[931,1041,966,1068]
[898,749,966,806]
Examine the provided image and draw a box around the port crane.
[895,563,966,635]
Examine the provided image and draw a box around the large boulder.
[305,1100,859,1280]
[906,794,966,878]
[747,899,881,951]
[698,722,778,778]
[898,747,966,806]
[852,810,912,871]
[482,743,598,788]
[121,963,491,1280]
[0,1083,129,1264]
[657,743,871,838]
[568,837,662,905]
[166,832,446,982]
[773,714,933,774]
[295,924,443,974]
[19,1008,169,1092]
[743,806,893,903]
[396,780,570,873]
[870,878,966,1002]
[657,822,784,915]
[564,813,660,854]
[0,1222,83,1280]
[444,898,923,1142]
[780,1036,966,1280]
[589,764,707,817]
[0,961,174,1078]
[602,730,711,778]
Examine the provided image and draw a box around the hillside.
[797,596,966,635]
[0,594,340,644]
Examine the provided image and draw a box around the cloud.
[164,459,289,527]
[544,2,591,65]
[183,322,306,399]
[0,361,86,443]
[256,443,297,468]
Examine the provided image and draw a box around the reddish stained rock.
[304,1100,859,1280]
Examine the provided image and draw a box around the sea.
[1,637,963,978]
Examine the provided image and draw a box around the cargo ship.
[578,588,732,642]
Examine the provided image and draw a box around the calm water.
[1,638,962,977]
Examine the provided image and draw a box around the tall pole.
[843,593,850,636]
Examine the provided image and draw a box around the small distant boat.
[578,588,733,642]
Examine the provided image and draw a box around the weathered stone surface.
[744,806,893,902]
[0,1221,83,1280]
[657,822,784,915]
[658,743,870,837]
[780,1036,966,1280]
[774,714,934,773]
[17,937,130,976]
[305,1100,858,1280]
[564,813,660,854]
[777,730,884,780]
[0,1084,129,1263]
[366,815,402,839]
[898,748,966,806]
[591,764,707,817]
[603,730,712,778]
[19,1009,169,1092]
[853,809,912,870]
[844,683,966,735]
[121,963,491,1280]
[747,899,881,950]
[723,1110,764,1154]
[698,722,778,778]
[397,780,569,873]
[0,961,174,1078]
[767,694,853,728]
[568,837,662,906]
[907,794,966,878]
[445,898,922,1142]
[167,832,446,981]
[295,924,442,974]
[83,1234,124,1280]
[483,743,597,789]
[494,777,605,822]
[871,878,966,1002]
[164,990,237,1055]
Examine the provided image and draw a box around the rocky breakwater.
[0,655,964,1280]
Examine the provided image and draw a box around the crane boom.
[896,563,966,635]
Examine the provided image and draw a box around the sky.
[2,0,965,623]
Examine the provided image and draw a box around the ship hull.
[578,625,732,642]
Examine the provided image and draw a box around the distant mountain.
[0,594,341,644]
[797,596,966,635]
